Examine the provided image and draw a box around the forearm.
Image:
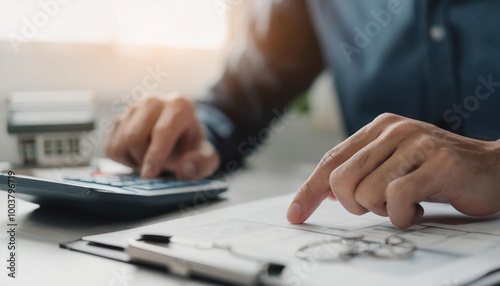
[197,0,324,172]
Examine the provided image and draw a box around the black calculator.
[0,172,227,218]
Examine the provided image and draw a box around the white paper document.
[84,193,500,286]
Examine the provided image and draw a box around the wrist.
[485,140,500,212]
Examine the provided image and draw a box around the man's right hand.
[106,93,220,180]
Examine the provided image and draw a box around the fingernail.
[141,162,156,178]
[183,162,197,179]
[287,203,303,224]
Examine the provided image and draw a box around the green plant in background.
[291,91,310,114]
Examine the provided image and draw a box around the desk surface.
[2,156,500,286]
[0,158,316,286]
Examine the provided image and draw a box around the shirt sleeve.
[197,0,324,172]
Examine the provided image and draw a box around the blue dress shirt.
[197,0,500,170]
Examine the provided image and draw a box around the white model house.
[7,91,96,167]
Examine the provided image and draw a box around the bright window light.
[0,0,228,49]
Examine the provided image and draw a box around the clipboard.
[61,193,500,286]
[61,234,286,286]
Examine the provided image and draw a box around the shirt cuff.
[195,102,242,174]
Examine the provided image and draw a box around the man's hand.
[287,113,500,228]
[106,94,220,179]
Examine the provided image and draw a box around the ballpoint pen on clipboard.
[126,234,286,286]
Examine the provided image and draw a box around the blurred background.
[0,0,344,166]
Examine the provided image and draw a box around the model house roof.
[7,91,96,134]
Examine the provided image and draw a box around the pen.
[126,234,285,286]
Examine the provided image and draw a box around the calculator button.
[62,175,80,181]
[76,176,96,183]
[93,177,112,185]
[110,181,137,187]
